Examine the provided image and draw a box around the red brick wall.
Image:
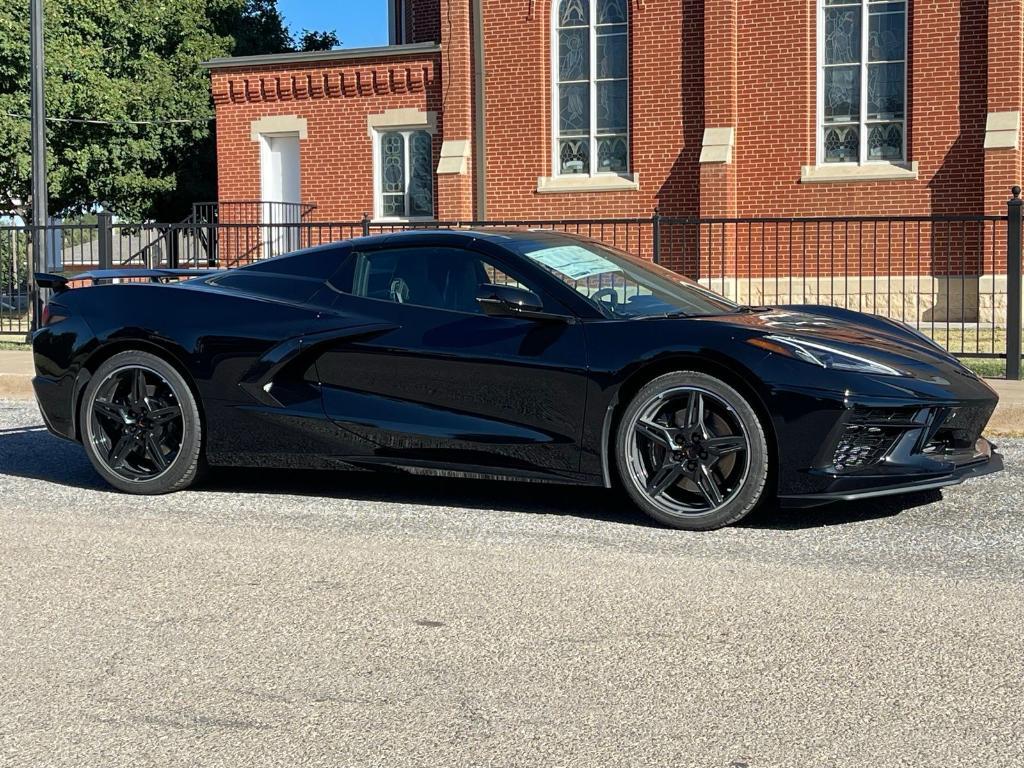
[211,51,443,222]
[407,0,442,43]
[210,0,1020,235]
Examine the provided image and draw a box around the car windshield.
[508,236,742,319]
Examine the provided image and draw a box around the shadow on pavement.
[0,420,940,530]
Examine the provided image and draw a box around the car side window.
[330,246,548,315]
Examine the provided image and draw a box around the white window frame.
[371,127,435,223]
[816,0,908,166]
[550,0,630,178]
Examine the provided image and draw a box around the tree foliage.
[294,29,340,52]
[0,1,338,221]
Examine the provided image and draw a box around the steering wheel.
[591,287,620,309]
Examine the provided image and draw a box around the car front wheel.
[616,371,769,530]
[80,350,202,495]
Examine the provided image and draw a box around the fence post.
[207,221,218,267]
[97,211,113,270]
[361,212,371,238]
[27,226,40,338]
[1007,188,1023,380]
[652,208,662,265]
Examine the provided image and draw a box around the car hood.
[695,305,970,372]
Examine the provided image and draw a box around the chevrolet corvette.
[32,229,1002,530]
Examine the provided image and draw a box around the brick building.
[203,0,1023,319]
[205,0,1024,220]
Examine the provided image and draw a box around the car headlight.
[750,335,905,377]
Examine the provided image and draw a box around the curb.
[0,374,34,400]
[987,403,1024,437]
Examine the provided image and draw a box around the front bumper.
[763,358,1004,506]
[779,436,1003,507]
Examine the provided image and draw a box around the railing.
[4,193,1023,379]
[1,227,30,336]
[190,200,318,225]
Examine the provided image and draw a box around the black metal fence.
[4,193,1023,378]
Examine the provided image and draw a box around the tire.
[79,350,202,495]
[615,371,769,531]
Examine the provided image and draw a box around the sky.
[277,0,389,49]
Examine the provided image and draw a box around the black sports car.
[32,229,1001,530]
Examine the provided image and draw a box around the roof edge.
[202,42,441,71]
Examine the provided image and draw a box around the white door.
[260,134,301,258]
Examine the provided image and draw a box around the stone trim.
[699,127,735,164]
[984,111,1021,150]
[250,115,308,141]
[535,173,640,194]
[800,161,919,184]
[437,139,471,175]
[366,108,438,137]
[698,273,996,323]
[203,42,441,70]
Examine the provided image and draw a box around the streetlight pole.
[28,0,48,333]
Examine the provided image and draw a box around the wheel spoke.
[635,419,673,450]
[94,399,125,423]
[683,392,704,432]
[705,435,745,458]
[108,433,135,469]
[145,434,169,471]
[647,461,685,498]
[695,464,724,507]
[131,368,148,410]
[148,405,181,426]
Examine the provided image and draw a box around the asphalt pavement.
[1,399,1022,767]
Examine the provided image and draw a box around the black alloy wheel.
[616,371,769,530]
[80,351,203,494]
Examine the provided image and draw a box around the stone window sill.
[371,217,436,226]
[800,161,919,184]
[536,173,640,194]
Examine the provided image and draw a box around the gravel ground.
[1,398,1022,767]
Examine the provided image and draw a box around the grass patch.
[958,358,1006,379]
[0,340,29,351]
[925,326,1006,357]
[919,327,1011,380]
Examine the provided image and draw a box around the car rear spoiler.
[35,269,223,294]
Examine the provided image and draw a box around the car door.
[313,241,591,480]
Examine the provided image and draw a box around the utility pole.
[28,0,48,333]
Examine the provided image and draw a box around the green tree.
[294,29,340,52]
[0,1,338,222]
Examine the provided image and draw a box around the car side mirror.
[476,283,566,321]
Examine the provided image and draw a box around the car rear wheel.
[80,350,202,495]
[615,371,769,530]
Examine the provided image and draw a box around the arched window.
[553,0,629,177]
[819,0,907,164]
[375,129,435,220]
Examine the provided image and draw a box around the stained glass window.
[821,0,906,163]
[555,0,629,175]
[377,130,435,220]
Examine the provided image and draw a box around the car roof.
[245,228,608,271]
[347,227,596,250]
